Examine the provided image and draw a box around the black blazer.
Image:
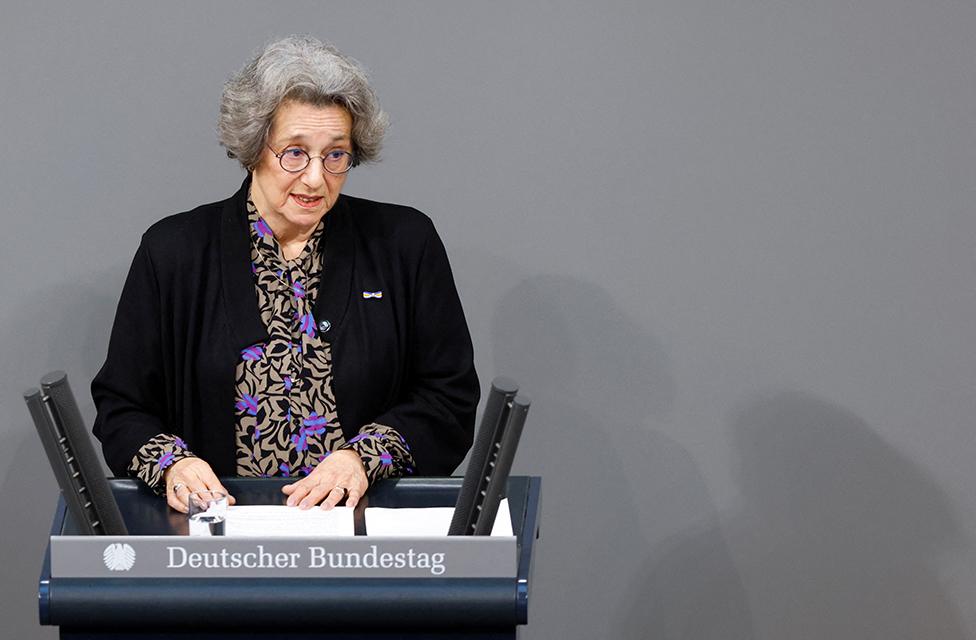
[92,178,479,478]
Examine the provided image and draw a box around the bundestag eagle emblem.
[103,543,136,571]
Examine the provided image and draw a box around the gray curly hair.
[218,36,388,170]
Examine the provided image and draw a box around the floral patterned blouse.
[130,193,415,493]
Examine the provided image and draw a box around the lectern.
[39,476,541,640]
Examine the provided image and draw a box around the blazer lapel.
[314,194,355,343]
[220,176,268,349]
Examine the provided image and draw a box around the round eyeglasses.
[267,145,356,175]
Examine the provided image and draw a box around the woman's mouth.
[291,194,324,209]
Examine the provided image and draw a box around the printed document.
[221,505,355,536]
[364,499,513,537]
[189,501,513,537]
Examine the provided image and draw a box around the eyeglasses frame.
[265,143,357,176]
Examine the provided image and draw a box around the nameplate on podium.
[50,536,517,578]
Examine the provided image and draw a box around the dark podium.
[39,476,542,640]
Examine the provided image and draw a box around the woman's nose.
[300,158,327,187]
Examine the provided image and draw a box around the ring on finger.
[172,483,186,493]
[332,486,347,495]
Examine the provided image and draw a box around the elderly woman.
[91,36,479,513]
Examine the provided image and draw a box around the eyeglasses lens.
[279,149,352,175]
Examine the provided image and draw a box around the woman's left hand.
[281,450,368,510]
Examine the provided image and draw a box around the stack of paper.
[220,505,355,537]
[364,499,513,537]
[187,501,514,537]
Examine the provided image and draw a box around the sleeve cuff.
[128,433,197,496]
[339,423,416,484]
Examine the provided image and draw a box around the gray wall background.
[1,1,974,638]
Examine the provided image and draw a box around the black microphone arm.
[24,371,127,535]
[449,377,530,536]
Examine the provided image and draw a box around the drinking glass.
[187,490,227,536]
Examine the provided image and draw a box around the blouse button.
[318,320,332,333]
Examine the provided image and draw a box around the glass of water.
[187,491,227,536]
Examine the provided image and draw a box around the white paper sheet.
[203,505,355,537]
[364,499,513,537]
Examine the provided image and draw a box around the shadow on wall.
[728,391,968,640]
[1,268,122,420]
[619,511,755,640]
[0,434,58,640]
[492,275,753,640]
[492,275,675,421]
[0,271,120,480]
[0,273,119,640]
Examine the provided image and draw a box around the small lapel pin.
[362,291,383,299]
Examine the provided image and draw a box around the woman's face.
[250,101,353,239]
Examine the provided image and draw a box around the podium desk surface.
[40,476,541,636]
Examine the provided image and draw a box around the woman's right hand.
[163,457,236,513]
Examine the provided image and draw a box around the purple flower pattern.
[232,198,416,481]
[158,451,175,469]
[128,434,196,496]
[241,345,264,361]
